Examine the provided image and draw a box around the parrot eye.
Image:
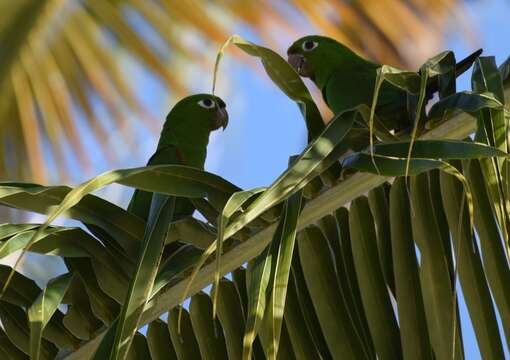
[198,98,216,109]
[302,40,318,51]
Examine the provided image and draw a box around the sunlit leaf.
[28,273,73,360]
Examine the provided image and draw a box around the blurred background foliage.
[0,0,474,185]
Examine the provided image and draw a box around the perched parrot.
[127,94,228,221]
[287,35,482,131]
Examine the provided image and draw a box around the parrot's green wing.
[324,49,483,130]
[323,65,410,131]
[127,145,194,221]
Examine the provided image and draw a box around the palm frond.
[3,29,508,356]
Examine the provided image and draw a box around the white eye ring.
[302,40,318,52]
[198,98,216,109]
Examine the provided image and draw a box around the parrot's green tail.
[455,48,483,77]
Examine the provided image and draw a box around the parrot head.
[287,35,362,88]
[157,93,228,155]
[166,93,229,132]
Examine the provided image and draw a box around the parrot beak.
[211,106,229,131]
[287,53,314,78]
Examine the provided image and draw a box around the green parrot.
[287,35,482,132]
[89,94,227,360]
[127,94,228,221]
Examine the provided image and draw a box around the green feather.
[127,93,228,221]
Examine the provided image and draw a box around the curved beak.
[287,53,314,78]
[211,106,229,131]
